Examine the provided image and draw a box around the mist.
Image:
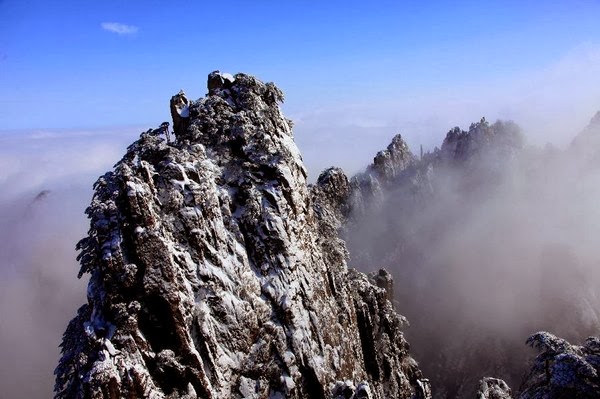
[0,128,137,398]
[344,115,600,397]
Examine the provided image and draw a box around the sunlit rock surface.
[55,72,430,399]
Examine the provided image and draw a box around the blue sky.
[1,1,600,174]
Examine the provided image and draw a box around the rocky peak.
[55,73,430,399]
[207,70,236,94]
[371,134,415,183]
[314,167,351,219]
[341,134,415,218]
[441,118,523,165]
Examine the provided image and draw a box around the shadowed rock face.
[55,72,430,399]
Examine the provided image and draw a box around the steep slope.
[55,72,430,399]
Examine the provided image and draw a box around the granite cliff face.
[55,72,430,399]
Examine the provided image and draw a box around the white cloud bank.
[101,22,139,35]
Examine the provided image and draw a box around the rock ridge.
[55,72,430,399]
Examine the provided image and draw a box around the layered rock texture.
[55,72,430,399]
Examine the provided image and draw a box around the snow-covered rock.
[517,332,600,398]
[55,72,430,399]
[477,377,512,399]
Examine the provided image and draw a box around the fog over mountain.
[1,75,600,397]
[344,113,600,397]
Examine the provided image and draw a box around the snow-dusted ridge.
[55,72,431,399]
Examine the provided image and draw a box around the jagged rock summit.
[55,72,430,399]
